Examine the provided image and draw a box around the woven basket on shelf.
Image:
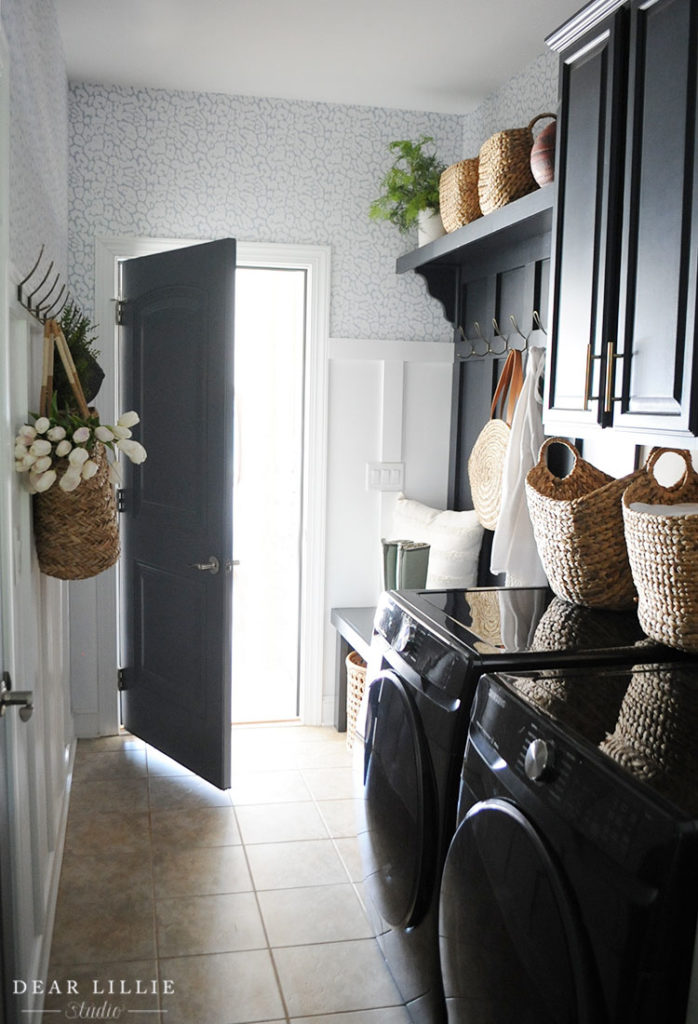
[34,441,120,580]
[439,158,482,232]
[478,113,555,215]
[345,650,367,750]
[622,448,698,651]
[525,437,642,610]
[600,665,698,813]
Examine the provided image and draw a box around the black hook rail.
[457,309,547,359]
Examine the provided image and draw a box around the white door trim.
[92,236,330,732]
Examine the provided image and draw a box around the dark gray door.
[120,239,236,789]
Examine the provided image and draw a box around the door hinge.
[114,299,127,326]
[117,489,126,513]
[118,668,126,691]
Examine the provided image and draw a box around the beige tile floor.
[44,725,411,1024]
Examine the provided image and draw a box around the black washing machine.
[439,666,698,1024]
[359,586,685,1024]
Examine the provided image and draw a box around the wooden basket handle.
[44,318,91,419]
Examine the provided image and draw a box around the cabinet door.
[545,9,628,434]
[613,0,698,437]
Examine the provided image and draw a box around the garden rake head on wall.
[17,245,70,323]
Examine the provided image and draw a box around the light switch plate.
[365,462,405,491]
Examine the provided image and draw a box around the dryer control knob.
[524,738,554,782]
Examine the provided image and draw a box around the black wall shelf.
[396,187,554,327]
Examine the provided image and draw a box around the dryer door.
[439,797,601,1024]
[362,670,436,929]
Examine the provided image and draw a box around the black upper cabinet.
[546,0,698,441]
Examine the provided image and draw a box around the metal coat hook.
[490,318,509,355]
[17,246,71,324]
[472,320,491,356]
[457,324,475,359]
[509,314,530,351]
[532,310,547,335]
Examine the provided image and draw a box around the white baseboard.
[71,711,102,738]
[321,695,336,728]
[34,738,76,1015]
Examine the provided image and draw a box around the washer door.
[439,798,601,1024]
[363,670,436,929]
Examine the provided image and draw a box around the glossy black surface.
[361,587,684,1024]
[439,670,698,1024]
[440,798,598,1024]
[547,0,698,440]
[376,587,671,681]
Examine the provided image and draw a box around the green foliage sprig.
[54,302,102,409]
[369,136,446,234]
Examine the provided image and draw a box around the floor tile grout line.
[230,799,293,1024]
[53,729,396,1022]
[145,752,164,1015]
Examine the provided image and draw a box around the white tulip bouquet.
[14,403,146,495]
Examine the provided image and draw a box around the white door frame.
[90,236,330,733]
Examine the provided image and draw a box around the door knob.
[0,672,33,722]
[189,556,220,575]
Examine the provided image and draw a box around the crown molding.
[546,0,626,51]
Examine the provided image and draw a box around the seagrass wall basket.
[33,441,120,581]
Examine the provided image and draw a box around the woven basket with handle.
[478,113,556,215]
[32,319,120,581]
[439,158,482,232]
[622,448,698,651]
[525,437,643,610]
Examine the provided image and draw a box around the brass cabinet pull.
[584,344,593,410]
[603,341,626,414]
[604,341,615,413]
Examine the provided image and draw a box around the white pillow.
[392,495,484,589]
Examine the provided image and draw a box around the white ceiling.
[55,0,583,115]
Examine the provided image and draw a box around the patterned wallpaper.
[69,87,464,341]
[462,51,559,158]
[1,0,69,281]
[68,50,557,342]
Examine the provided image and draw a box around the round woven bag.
[33,442,120,581]
[468,419,511,530]
[468,349,523,530]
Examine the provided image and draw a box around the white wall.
[0,0,74,1003]
[322,338,453,723]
